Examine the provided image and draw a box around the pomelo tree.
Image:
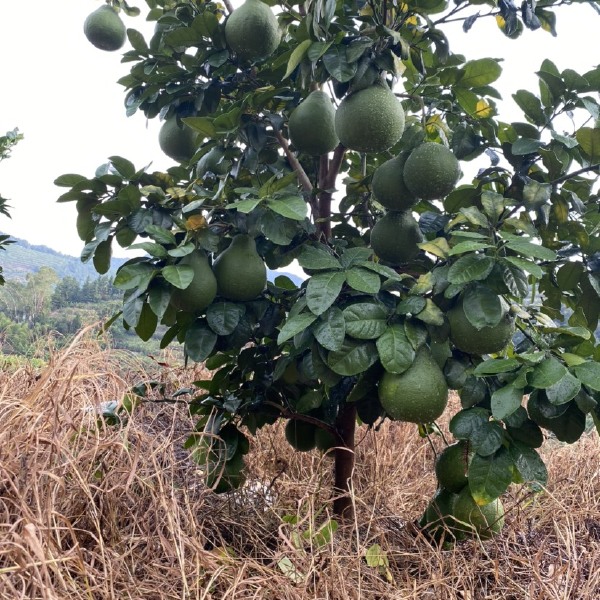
[57,0,600,533]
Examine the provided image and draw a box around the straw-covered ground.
[1,328,599,599]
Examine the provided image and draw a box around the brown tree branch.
[551,163,600,185]
[273,129,313,193]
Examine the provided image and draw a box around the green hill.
[0,235,127,283]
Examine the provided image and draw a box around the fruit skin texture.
[370,211,423,265]
[170,250,218,313]
[213,234,267,301]
[224,0,280,62]
[447,295,515,355]
[288,91,339,156]
[84,5,127,52]
[371,153,417,211]
[334,85,405,153]
[159,118,197,162]
[378,346,449,423]
[435,442,469,493]
[196,146,231,178]
[285,419,317,452]
[452,487,505,539]
[403,142,461,200]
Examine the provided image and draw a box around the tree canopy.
[57,0,600,525]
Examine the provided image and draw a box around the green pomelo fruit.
[213,234,267,301]
[285,419,317,452]
[196,146,231,178]
[335,85,405,153]
[370,211,423,265]
[159,118,197,162]
[224,0,280,62]
[288,91,339,156]
[447,295,515,355]
[435,442,469,493]
[452,487,505,540]
[170,250,218,313]
[84,5,127,52]
[371,153,417,211]
[403,142,461,200]
[314,427,337,452]
[423,488,459,537]
[356,395,384,426]
[378,347,449,423]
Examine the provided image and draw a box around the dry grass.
[1,328,599,599]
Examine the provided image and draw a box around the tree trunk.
[333,401,356,520]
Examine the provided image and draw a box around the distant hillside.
[0,235,127,283]
[0,234,305,286]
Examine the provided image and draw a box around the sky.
[0,0,598,260]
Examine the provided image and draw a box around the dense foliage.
[57,0,600,527]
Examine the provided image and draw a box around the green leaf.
[145,225,176,245]
[323,46,357,82]
[312,307,345,351]
[108,155,136,179]
[345,267,381,294]
[458,58,503,88]
[462,285,504,329]
[339,247,374,269]
[529,357,568,389]
[277,312,318,345]
[414,299,445,326]
[509,442,548,489]
[161,265,194,289]
[54,173,88,187]
[185,321,217,363]
[473,359,520,376]
[206,302,244,336]
[545,372,581,405]
[135,302,158,341]
[468,448,514,505]
[523,181,551,207]
[512,138,544,155]
[505,239,556,261]
[148,284,171,320]
[93,239,112,275]
[183,116,216,138]
[265,195,308,221]
[491,384,523,420]
[470,421,505,457]
[512,89,546,126]
[576,127,600,162]
[226,198,262,213]
[306,271,346,316]
[298,245,341,271]
[114,262,157,291]
[343,303,388,340]
[573,361,600,391]
[376,325,415,375]
[480,191,504,222]
[503,257,544,278]
[449,408,490,441]
[283,39,312,79]
[327,339,379,376]
[448,255,495,284]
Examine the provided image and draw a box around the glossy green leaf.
[306,271,346,316]
[312,307,346,351]
[376,325,415,375]
[343,303,388,340]
[468,448,513,505]
[327,340,379,376]
[491,384,523,420]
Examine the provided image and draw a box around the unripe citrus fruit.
[447,295,515,355]
[335,85,405,153]
[370,211,423,265]
[452,487,505,539]
[213,234,267,301]
[288,91,339,156]
[225,0,280,62]
[285,419,317,452]
[435,442,469,493]
[403,142,460,200]
[378,347,449,423]
[371,153,417,211]
[84,5,127,52]
[159,117,197,162]
[170,250,217,314]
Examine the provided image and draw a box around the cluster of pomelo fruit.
[421,441,505,542]
[170,234,267,314]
